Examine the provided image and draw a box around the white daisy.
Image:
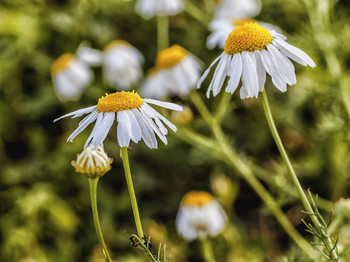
[72,144,113,178]
[51,53,93,101]
[176,191,227,241]
[214,0,261,20]
[207,18,280,50]
[135,0,184,18]
[141,45,202,99]
[103,40,144,90]
[54,91,183,149]
[198,22,316,99]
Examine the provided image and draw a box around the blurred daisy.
[207,18,280,49]
[136,0,184,17]
[51,53,93,101]
[102,40,144,90]
[54,91,183,149]
[72,144,113,179]
[198,22,316,99]
[176,191,227,241]
[141,45,202,98]
[214,0,261,20]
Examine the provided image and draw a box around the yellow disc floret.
[156,45,187,69]
[224,22,273,55]
[96,91,143,112]
[232,18,256,27]
[182,191,214,207]
[51,53,74,75]
[104,40,131,51]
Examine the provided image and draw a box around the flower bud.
[71,145,113,179]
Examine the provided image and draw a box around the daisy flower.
[51,53,93,101]
[207,18,280,50]
[54,91,183,149]
[198,22,316,99]
[214,0,261,20]
[72,144,113,178]
[141,45,202,98]
[176,191,227,241]
[102,40,144,90]
[135,0,184,18]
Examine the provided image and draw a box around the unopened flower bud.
[71,145,113,179]
[171,105,193,126]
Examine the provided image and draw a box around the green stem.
[259,89,338,261]
[184,0,209,26]
[89,178,113,262]
[199,237,216,262]
[157,15,169,52]
[188,91,315,258]
[120,147,144,238]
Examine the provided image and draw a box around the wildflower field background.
[1,0,350,261]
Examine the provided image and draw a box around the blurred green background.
[1,0,350,261]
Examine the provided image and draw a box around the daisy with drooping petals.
[141,45,202,99]
[54,91,183,149]
[103,40,144,90]
[207,18,280,50]
[135,0,184,18]
[51,53,93,101]
[176,191,227,241]
[214,0,261,20]
[198,22,316,99]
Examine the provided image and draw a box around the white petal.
[273,39,316,67]
[54,106,96,122]
[84,112,104,148]
[67,110,98,142]
[133,109,158,149]
[143,103,177,132]
[197,53,223,89]
[241,52,259,98]
[117,112,131,148]
[225,53,242,94]
[91,112,115,147]
[208,53,231,97]
[254,50,266,92]
[143,99,183,111]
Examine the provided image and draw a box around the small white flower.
[141,45,202,99]
[198,22,316,99]
[207,18,280,50]
[103,40,144,90]
[54,91,183,149]
[176,191,227,241]
[136,0,184,17]
[51,53,93,101]
[214,0,261,20]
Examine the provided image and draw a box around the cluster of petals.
[51,51,94,102]
[214,0,261,20]
[176,191,227,241]
[54,92,183,149]
[141,45,202,99]
[135,0,184,18]
[198,24,316,99]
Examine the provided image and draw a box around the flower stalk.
[120,147,144,238]
[199,237,216,262]
[89,178,113,262]
[259,89,339,261]
[157,15,169,51]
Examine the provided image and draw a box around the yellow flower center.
[155,45,187,69]
[51,53,74,75]
[224,22,273,55]
[182,191,214,207]
[96,91,143,112]
[104,40,131,51]
[232,18,256,27]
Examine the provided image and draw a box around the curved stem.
[259,89,338,261]
[199,237,216,262]
[89,178,113,262]
[188,91,315,258]
[157,15,169,52]
[120,147,144,238]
